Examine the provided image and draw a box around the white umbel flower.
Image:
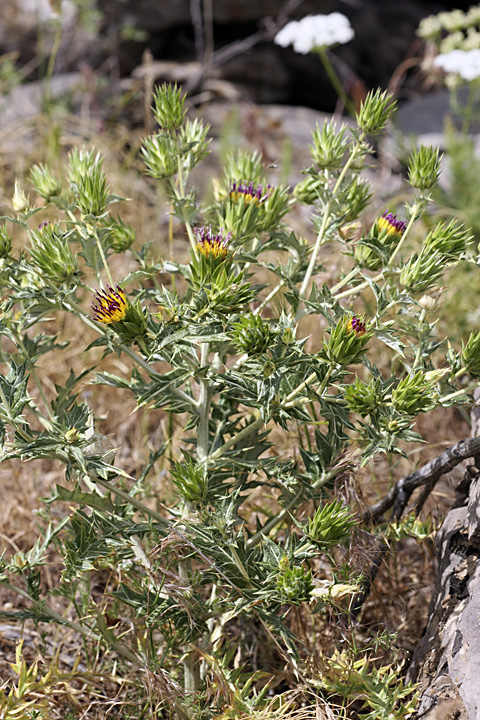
[274,13,354,54]
[434,48,480,81]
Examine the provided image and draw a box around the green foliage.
[0,83,473,719]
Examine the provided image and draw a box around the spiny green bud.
[102,216,135,253]
[345,377,382,416]
[306,500,357,548]
[461,330,480,378]
[339,176,372,223]
[423,219,471,260]
[321,315,372,366]
[170,458,208,504]
[275,557,313,605]
[12,180,30,213]
[68,148,103,190]
[75,165,109,218]
[29,222,79,285]
[356,89,396,135]
[178,118,211,170]
[390,370,445,415]
[152,83,187,131]
[0,224,12,258]
[408,145,442,189]
[310,119,348,169]
[232,313,273,355]
[400,251,445,294]
[142,133,178,180]
[293,175,324,205]
[30,163,62,201]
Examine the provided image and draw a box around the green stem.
[91,223,114,287]
[317,48,356,117]
[284,366,333,408]
[254,279,285,316]
[440,382,479,404]
[197,342,211,461]
[174,159,197,253]
[298,200,332,304]
[43,15,62,116]
[92,475,171,526]
[333,269,400,301]
[208,412,263,462]
[412,308,426,370]
[330,266,361,295]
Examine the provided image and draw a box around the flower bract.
[91,284,128,324]
[274,13,354,54]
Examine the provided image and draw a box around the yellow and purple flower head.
[346,315,367,336]
[91,284,128,324]
[378,212,405,237]
[229,180,271,205]
[194,226,231,259]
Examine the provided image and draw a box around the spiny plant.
[0,84,478,719]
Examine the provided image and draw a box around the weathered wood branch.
[361,434,480,525]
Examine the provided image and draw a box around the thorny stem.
[412,308,427,370]
[0,579,139,664]
[296,133,366,311]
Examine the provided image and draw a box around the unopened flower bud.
[12,181,30,212]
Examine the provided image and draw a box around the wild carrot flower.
[91,284,128,324]
[378,212,405,237]
[194,226,231,259]
[346,315,366,335]
[274,13,354,53]
[229,181,271,205]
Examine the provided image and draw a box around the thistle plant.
[0,84,477,719]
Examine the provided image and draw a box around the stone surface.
[409,391,480,720]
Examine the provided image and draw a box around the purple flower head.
[193,226,231,259]
[346,315,366,336]
[91,284,128,324]
[229,180,271,205]
[378,212,406,237]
